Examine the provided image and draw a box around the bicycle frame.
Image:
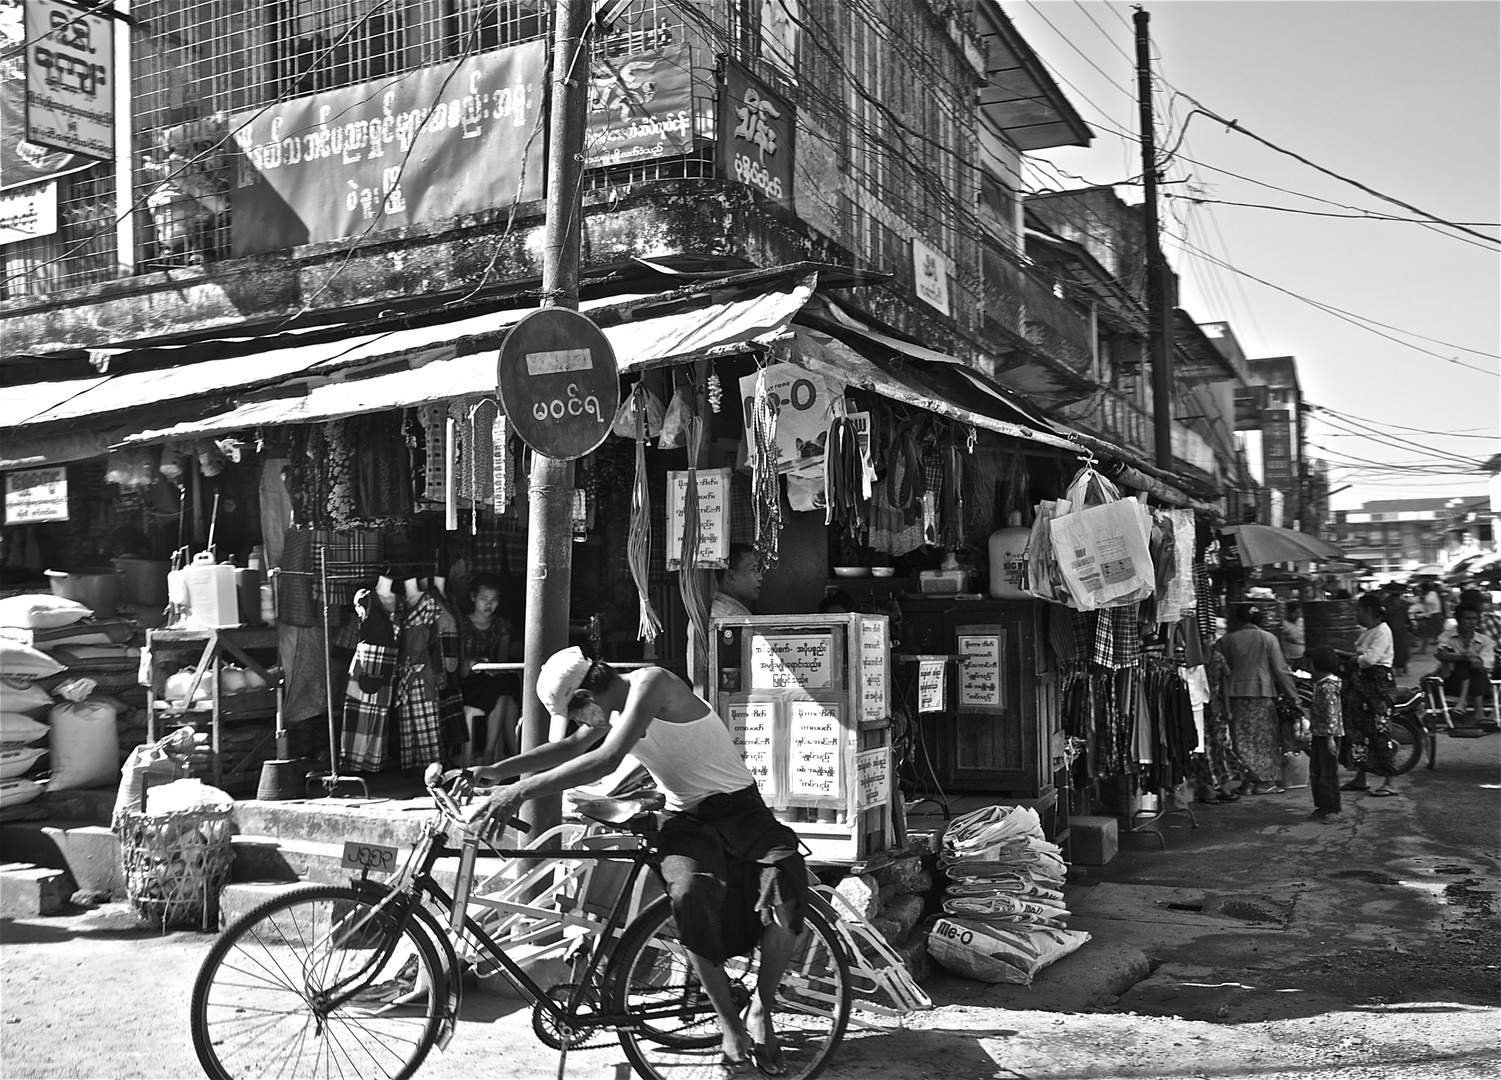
[350,811,706,1040]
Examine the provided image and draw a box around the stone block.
[893,935,931,982]
[834,873,880,920]
[0,862,73,917]
[869,917,902,945]
[869,853,924,891]
[911,869,934,894]
[41,825,123,897]
[1067,815,1119,867]
[217,880,310,929]
[876,893,926,943]
[877,881,899,907]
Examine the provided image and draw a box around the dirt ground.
[2,722,1497,1079]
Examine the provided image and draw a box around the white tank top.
[630,706,755,812]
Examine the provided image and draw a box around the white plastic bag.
[46,700,120,792]
[927,917,1091,985]
[657,388,691,450]
[1049,498,1155,611]
[145,777,233,815]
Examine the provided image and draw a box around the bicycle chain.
[531,984,613,1050]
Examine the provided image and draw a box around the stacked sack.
[0,595,124,806]
[926,804,1091,985]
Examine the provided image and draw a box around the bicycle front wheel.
[610,895,851,1080]
[191,885,445,1080]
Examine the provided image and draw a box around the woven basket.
[117,806,234,931]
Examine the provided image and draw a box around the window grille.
[1,162,117,300]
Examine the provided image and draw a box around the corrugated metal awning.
[114,278,816,447]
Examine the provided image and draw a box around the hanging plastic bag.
[657,387,691,450]
[1048,497,1155,611]
[1064,460,1119,509]
[611,385,665,441]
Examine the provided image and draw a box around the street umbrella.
[1409,563,1444,578]
[1222,524,1348,567]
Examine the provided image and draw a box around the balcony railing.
[984,246,1095,375]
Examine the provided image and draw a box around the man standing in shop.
[688,543,765,688]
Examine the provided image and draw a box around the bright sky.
[1004,0,1500,513]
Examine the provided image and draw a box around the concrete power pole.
[1134,7,1175,471]
[518,0,591,838]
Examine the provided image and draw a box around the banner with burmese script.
[230,41,545,256]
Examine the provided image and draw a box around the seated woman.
[459,573,522,763]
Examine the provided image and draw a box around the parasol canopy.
[1409,563,1444,578]
[1222,524,1348,567]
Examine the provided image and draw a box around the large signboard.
[585,35,692,167]
[0,1,88,190]
[231,40,546,256]
[719,59,793,212]
[1261,409,1294,492]
[4,466,68,523]
[737,363,842,476]
[0,179,56,242]
[21,0,113,160]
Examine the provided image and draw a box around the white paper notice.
[789,700,842,799]
[728,701,777,797]
[958,634,1003,709]
[857,616,888,723]
[750,633,834,691]
[917,657,946,713]
[855,747,890,810]
[665,468,730,570]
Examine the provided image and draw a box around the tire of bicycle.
[1387,711,1424,776]
[191,884,446,1080]
[608,894,852,1080]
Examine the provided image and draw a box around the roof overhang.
[972,1,1092,150]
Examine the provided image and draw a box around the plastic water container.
[182,552,240,629]
[988,512,1031,599]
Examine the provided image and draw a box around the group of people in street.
[1197,578,1499,820]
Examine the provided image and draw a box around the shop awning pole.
[517,0,590,840]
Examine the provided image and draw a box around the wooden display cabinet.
[708,613,898,864]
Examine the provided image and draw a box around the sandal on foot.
[1340,781,1369,792]
[1368,787,1399,798]
[751,1041,787,1077]
[719,1054,757,1077]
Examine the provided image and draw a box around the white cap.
[536,646,592,722]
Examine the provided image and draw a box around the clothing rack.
[1128,653,1198,847]
[277,549,442,799]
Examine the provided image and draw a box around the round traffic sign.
[496,307,620,460]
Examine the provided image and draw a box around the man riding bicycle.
[469,647,804,1076]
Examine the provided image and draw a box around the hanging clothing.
[393,592,450,770]
[342,589,397,772]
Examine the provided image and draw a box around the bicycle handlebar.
[422,763,531,835]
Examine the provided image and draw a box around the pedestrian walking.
[1216,603,1304,795]
[1381,583,1411,675]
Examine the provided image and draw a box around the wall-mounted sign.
[728,701,776,798]
[719,59,793,211]
[789,699,841,800]
[912,236,951,316]
[749,631,833,691]
[585,36,692,167]
[0,179,56,243]
[0,2,88,190]
[22,0,113,160]
[857,616,888,723]
[231,40,545,256]
[917,657,947,713]
[496,307,620,461]
[4,466,68,523]
[855,747,889,810]
[666,467,729,571]
[957,632,1004,710]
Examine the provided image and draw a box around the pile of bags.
[1024,464,1155,611]
[926,804,1090,985]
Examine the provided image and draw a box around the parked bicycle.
[190,765,854,1080]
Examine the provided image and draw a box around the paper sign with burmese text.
[789,700,842,800]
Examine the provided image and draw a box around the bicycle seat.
[565,789,666,825]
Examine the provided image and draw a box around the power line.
[1169,97,1499,247]
[1168,194,1500,228]
[1313,404,1499,440]
[1167,233,1501,375]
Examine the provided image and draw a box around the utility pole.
[1134,7,1175,471]
[518,0,590,838]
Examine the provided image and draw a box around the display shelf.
[144,627,283,792]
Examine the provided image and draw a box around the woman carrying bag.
[1216,604,1305,795]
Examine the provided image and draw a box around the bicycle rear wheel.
[191,885,445,1080]
[1388,711,1424,775]
[610,895,851,1080]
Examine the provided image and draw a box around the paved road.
[2,694,1497,1079]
